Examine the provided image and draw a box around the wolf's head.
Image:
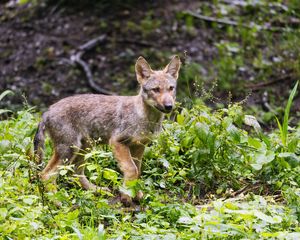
[135,56,181,113]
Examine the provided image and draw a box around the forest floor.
[0,1,212,107]
[0,1,300,238]
[1,0,299,125]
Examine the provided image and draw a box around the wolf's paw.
[134,190,144,201]
[120,192,133,207]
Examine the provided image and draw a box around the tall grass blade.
[0,90,13,102]
[281,81,298,146]
[0,109,12,115]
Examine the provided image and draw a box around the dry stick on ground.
[261,91,276,113]
[246,74,294,90]
[230,183,261,198]
[221,0,290,11]
[117,39,157,48]
[183,10,291,32]
[70,34,116,95]
[184,10,248,28]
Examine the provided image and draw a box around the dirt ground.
[0,0,299,122]
[0,1,213,108]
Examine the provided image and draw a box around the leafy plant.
[276,81,299,147]
[0,96,299,238]
[0,90,13,115]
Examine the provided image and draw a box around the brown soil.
[0,0,299,123]
[0,1,216,109]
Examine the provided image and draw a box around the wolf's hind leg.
[75,155,98,191]
[40,149,62,182]
[74,146,110,193]
[40,143,79,183]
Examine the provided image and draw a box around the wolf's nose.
[164,104,173,111]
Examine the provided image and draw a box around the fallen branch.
[78,35,107,51]
[70,34,116,95]
[72,53,115,95]
[184,10,247,28]
[261,91,275,113]
[246,74,293,90]
[231,184,251,197]
[230,183,261,197]
[183,10,290,32]
[117,39,157,48]
[220,0,251,7]
[221,0,290,12]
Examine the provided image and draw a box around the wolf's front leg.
[110,139,139,206]
[130,144,145,201]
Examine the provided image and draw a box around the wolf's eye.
[152,87,160,93]
[169,86,175,91]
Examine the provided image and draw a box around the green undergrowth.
[0,88,300,239]
[178,0,300,120]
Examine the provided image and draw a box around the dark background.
[1,0,299,126]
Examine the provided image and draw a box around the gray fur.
[34,55,181,205]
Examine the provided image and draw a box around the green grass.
[179,0,300,118]
[1,1,299,237]
[276,81,299,147]
[0,90,14,115]
[0,96,299,239]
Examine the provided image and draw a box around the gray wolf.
[34,55,181,205]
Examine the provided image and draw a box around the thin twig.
[221,0,289,12]
[78,35,107,51]
[231,184,250,197]
[246,74,293,90]
[184,10,247,28]
[221,0,251,7]
[183,10,289,32]
[261,91,275,113]
[117,39,157,48]
[230,184,261,198]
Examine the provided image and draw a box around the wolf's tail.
[33,119,46,164]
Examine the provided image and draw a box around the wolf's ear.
[135,56,153,83]
[164,55,181,80]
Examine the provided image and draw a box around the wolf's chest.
[137,119,162,134]
[125,119,162,144]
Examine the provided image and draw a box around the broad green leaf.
[159,181,166,189]
[248,137,262,149]
[251,163,263,170]
[59,169,68,176]
[87,164,98,171]
[119,186,135,198]
[23,197,34,205]
[98,223,106,239]
[0,90,13,102]
[254,210,282,224]
[159,158,170,169]
[244,115,261,133]
[0,208,8,219]
[177,114,185,125]
[103,168,118,182]
[0,140,11,152]
[224,202,239,210]
[278,152,299,161]
[72,226,83,240]
[0,109,12,115]
[250,149,275,170]
[178,216,192,224]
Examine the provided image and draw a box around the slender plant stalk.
[277,81,299,147]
